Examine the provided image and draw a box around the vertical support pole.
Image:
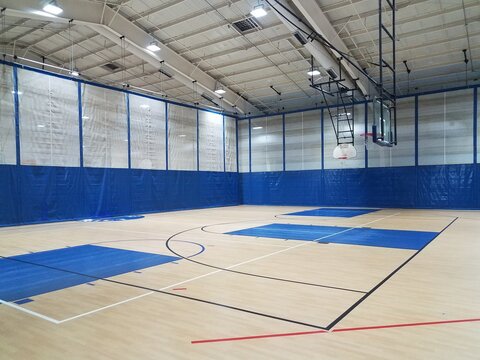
[223,115,226,172]
[196,109,199,171]
[365,102,369,169]
[474,87,477,164]
[78,82,83,167]
[282,113,286,171]
[126,93,131,169]
[13,66,20,165]
[165,102,169,171]
[378,0,384,139]
[248,118,252,173]
[415,95,419,166]
[392,0,397,145]
[236,117,239,173]
[321,109,325,170]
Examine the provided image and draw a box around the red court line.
[172,288,187,291]
[191,318,480,344]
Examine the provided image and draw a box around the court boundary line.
[325,216,459,330]
[0,212,399,327]
[191,317,480,344]
[0,298,61,324]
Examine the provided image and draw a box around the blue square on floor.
[227,223,438,250]
[0,245,180,302]
[286,208,380,218]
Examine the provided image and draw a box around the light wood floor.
[0,206,479,359]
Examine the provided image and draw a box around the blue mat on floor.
[227,223,438,250]
[0,245,180,302]
[286,208,380,217]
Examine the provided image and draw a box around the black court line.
[0,243,327,330]
[167,227,367,295]
[326,217,459,330]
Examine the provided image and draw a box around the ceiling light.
[250,4,267,18]
[252,126,263,130]
[147,41,161,52]
[140,104,150,109]
[70,69,79,77]
[214,86,226,95]
[43,1,63,15]
[82,116,89,120]
[307,69,321,76]
[37,124,46,128]
[178,134,187,137]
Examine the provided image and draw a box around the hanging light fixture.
[43,1,63,15]
[307,68,321,76]
[250,1,267,18]
[214,84,226,95]
[146,41,161,52]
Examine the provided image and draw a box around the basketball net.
[333,144,357,160]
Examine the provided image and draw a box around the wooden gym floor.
[0,205,479,359]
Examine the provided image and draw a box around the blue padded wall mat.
[227,223,438,250]
[0,165,240,227]
[0,245,180,302]
[240,164,480,209]
[286,208,380,217]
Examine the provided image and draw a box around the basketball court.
[1,206,479,359]
[0,0,479,358]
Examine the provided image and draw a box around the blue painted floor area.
[0,245,180,302]
[286,208,380,218]
[227,223,438,250]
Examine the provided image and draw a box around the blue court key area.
[227,223,438,251]
[0,245,180,302]
[286,208,380,218]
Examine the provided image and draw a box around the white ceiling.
[0,0,478,114]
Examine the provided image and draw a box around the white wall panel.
[82,84,128,168]
[0,65,16,165]
[19,69,79,167]
[168,104,197,171]
[418,89,473,165]
[225,116,237,172]
[285,110,321,170]
[199,111,223,172]
[251,116,283,172]
[238,120,249,173]
[130,95,166,170]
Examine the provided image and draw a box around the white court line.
[56,211,401,324]
[57,292,154,323]
[0,298,61,324]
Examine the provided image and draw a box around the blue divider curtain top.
[1,60,480,227]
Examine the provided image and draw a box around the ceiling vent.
[232,17,261,34]
[101,62,122,72]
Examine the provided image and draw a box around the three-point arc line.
[191,317,480,344]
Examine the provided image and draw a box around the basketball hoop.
[333,144,357,160]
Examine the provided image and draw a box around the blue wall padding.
[240,164,480,209]
[0,245,180,302]
[0,165,240,226]
[286,208,379,217]
[227,223,438,250]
